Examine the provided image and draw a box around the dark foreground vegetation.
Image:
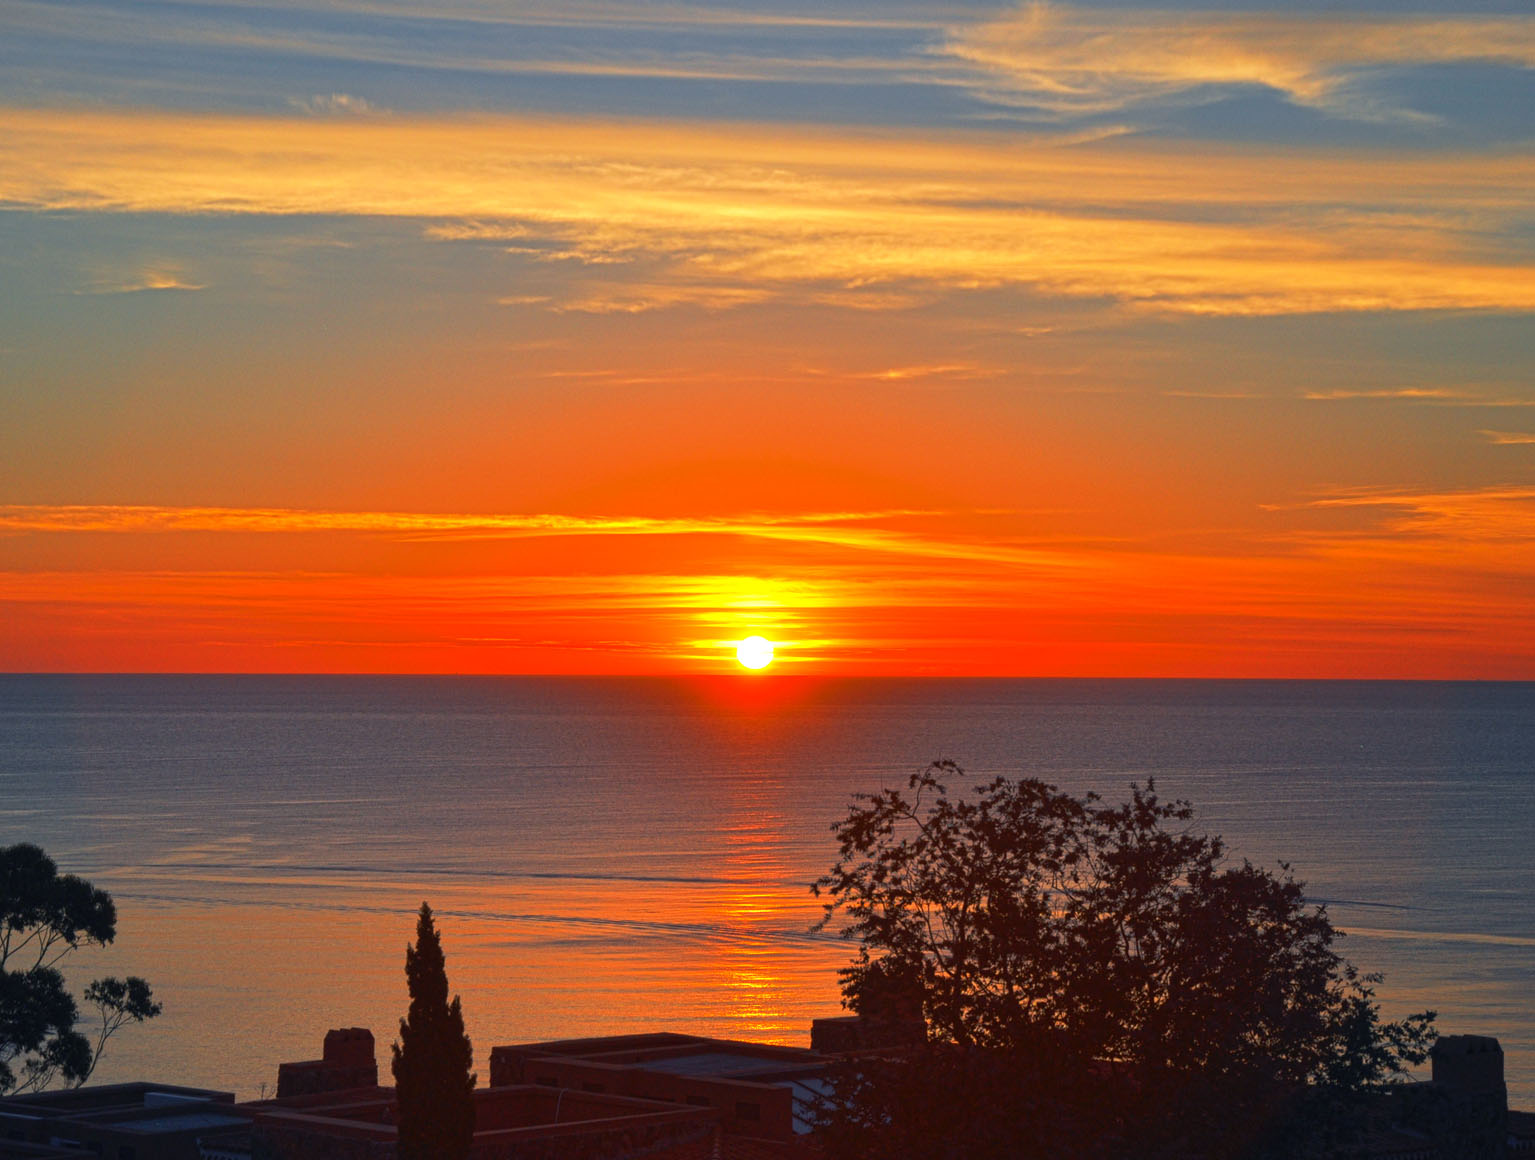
[0,777,1501,1160]
[392,902,476,1160]
[812,762,1438,1160]
[0,844,160,1095]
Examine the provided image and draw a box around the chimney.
[1430,1035,1508,1159]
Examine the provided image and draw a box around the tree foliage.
[813,762,1436,1160]
[391,902,476,1160]
[0,843,161,1095]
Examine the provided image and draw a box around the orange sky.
[3,2,1534,676]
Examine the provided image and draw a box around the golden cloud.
[3,108,1534,315]
[946,5,1535,118]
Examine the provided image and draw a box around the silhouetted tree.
[813,762,1436,1160]
[0,843,161,1094]
[391,903,476,1160]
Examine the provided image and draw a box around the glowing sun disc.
[736,636,774,669]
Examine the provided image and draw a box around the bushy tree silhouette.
[0,843,161,1094]
[391,903,476,1160]
[813,762,1436,1160]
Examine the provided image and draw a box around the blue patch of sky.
[1355,64,1535,146]
[1086,68,1535,150]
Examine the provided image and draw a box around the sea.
[1,676,1531,1105]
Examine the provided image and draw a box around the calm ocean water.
[2,676,1531,1104]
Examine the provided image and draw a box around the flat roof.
[106,1112,250,1134]
[637,1052,807,1080]
[0,1083,231,1113]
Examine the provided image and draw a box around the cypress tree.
[391,902,476,1160]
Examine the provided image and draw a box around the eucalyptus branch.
[1,844,159,1097]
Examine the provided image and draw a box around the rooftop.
[639,1052,820,1080]
[102,1111,250,1134]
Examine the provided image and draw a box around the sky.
[2,0,1534,676]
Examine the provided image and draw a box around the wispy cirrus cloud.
[1282,485,1535,543]
[77,266,207,294]
[289,92,384,116]
[295,0,944,33]
[4,109,1534,317]
[1304,387,1535,406]
[795,361,1003,383]
[0,0,947,93]
[9,494,1535,674]
[861,362,999,382]
[0,503,1083,570]
[944,4,1535,121]
[1482,431,1535,445]
[553,282,774,314]
[0,503,932,536]
[3,0,945,36]
[1304,387,1471,401]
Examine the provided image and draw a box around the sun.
[735,636,774,670]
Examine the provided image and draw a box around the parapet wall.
[249,1087,721,1160]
